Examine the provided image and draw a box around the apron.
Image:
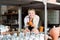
[28,18,34,31]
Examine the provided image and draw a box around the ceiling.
[22,1,60,10]
[0,0,33,5]
[0,0,60,10]
[0,1,18,5]
[57,0,60,3]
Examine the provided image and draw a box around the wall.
[1,5,7,15]
[34,0,56,3]
[36,9,59,24]
[47,0,56,3]
[48,10,59,24]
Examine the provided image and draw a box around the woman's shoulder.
[24,15,29,19]
[35,15,40,18]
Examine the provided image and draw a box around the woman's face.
[28,10,35,19]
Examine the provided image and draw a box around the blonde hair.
[28,9,36,13]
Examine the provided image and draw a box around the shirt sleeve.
[34,16,40,28]
[24,16,29,28]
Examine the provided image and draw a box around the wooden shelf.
[3,23,18,25]
[0,6,19,31]
[1,13,18,16]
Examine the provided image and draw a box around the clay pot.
[39,26,44,32]
[49,27,59,40]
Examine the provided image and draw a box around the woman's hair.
[28,8,36,12]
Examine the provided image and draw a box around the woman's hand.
[27,22,35,27]
[32,28,39,34]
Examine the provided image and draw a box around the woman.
[24,9,40,34]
